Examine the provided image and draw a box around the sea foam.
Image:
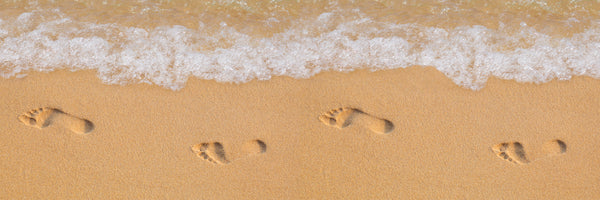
[1,10,599,90]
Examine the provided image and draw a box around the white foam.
[1,11,600,90]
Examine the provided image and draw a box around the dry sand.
[1,67,599,199]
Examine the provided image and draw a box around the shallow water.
[1,0,599,90]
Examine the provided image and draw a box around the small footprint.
[18,107,94,134]
[542,139,567,156]
[492,139,567,165]
[318,107,394,134]
[242,139,267,155]
[191,139,266,165]
[492,142,530,165]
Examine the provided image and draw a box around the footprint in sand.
[492,140,566,165]
[18,107,94,134]
[318,107,394,134]
[191,142,230,164]
[542,139,567,156]
[191,139,266,165]
[492,142,530,165]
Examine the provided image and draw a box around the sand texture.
[1,67,600,199]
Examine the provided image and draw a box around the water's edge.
[1,1,599,90]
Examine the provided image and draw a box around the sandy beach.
[1,67,599,199]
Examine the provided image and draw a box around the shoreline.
[1,67,599,199]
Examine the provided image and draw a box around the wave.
[1,9,599,90]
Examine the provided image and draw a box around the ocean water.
[0,0,599,90]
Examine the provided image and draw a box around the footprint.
[491,142,530,165]
[493,140,567,165]
[191,139,266,165]
[191,142,230,165]
[18,107,94,134]
[318,107,394,134]
[242,139,267,156]
[542,139,567,156]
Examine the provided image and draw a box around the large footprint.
[492,140,566,165]
[191,142,230,164]
[191,139,266,165]
[318,107,394,134]
[492,142,530,165]
[18,107,94,134]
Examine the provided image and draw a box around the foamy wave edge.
[1,11,599,90]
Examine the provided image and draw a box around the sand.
[1,66,599,199]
